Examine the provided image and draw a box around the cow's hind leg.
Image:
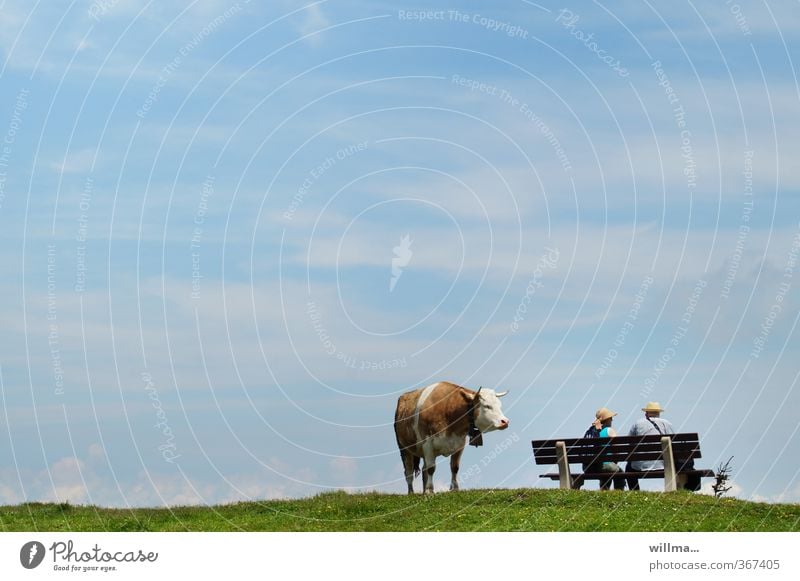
[449,447,464,491]
[421,443,436,494]
[400,449,416,494]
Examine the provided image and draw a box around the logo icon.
[20,541,46,569]
[390,234,413,292]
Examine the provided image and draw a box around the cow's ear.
[461,389,477,403]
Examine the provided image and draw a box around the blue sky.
[1,0,799,507]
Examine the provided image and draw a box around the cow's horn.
[475,386,482,397]
[496,390,509,397]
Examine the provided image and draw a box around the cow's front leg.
[423,464,436,494]
[421,442,436,494]
[450,447,464,491]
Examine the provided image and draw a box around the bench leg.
[662,436,677,492]
[676,473,688,491]
[555,441,573,490]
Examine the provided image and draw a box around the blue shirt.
[599,427,614,466]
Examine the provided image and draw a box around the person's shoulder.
[630,418,658,436]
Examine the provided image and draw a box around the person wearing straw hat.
[592,407,626,490]
[626,402,674,491]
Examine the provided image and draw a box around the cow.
[393,381,510,494]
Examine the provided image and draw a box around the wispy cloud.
[297,3,331,45]
[49,148,97,174]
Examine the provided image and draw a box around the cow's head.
[469,387,510,433]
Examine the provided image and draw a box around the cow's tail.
[394,395,421,478]
[395,392,421,479]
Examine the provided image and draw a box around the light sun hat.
[592,407,617,429]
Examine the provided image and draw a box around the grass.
[1,489,798,532]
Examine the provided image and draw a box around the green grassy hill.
[2,489,798,532]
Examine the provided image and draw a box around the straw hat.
[642,402,665,413]
[592,407,617,428]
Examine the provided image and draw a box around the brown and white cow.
[394,381,510,494]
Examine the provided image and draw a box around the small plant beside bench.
[531,432,715,491]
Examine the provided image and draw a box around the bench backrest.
[531,433,702,465]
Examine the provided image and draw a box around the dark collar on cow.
[468,402,483,447]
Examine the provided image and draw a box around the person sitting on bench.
[593,407,626,491]
[626,402,698,491]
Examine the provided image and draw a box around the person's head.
[593,407,617,429]
[642,402,665,419]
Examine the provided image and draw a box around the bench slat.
[533,447,702,465]
[532,442,700,458]
[534,451,701,465]
[533,444,700,455]
[532,433,700,449]
[541,469,715,480]
[532,442,699,455]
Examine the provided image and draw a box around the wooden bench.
[531,432,715,491]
